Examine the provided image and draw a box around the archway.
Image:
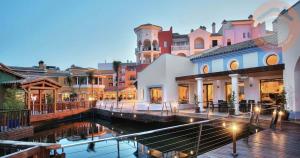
[294,57,300,111]
[143,39,151,51]
[177,53,187,57]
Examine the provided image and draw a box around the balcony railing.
[135,47,160,53]
[171,45,190,51]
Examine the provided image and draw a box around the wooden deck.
[199,122,300,158]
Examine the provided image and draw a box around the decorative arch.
[177,53,187,57]
[143,39,151,51]
[194,37,205,49]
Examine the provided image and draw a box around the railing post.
[196,124,203,155]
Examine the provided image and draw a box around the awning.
[176,64,284,81]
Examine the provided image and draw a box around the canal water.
[23,118,182,158]
[20,118,257,158]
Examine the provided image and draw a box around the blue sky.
[0,0,298,69]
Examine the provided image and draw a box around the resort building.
[273,1,300,119]
[136,1,300,119]
[134,15,269,72]
[5,61,107,102]
[138,34,283,113]
[98,62,137,100]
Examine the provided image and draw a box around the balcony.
[73,84,105,89]
[171,45,190,51]
[135,47,160,53]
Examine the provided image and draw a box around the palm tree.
[113,61,122,107]
[66,75,73,101]
[87,70,95,100]
[78,76,85,101]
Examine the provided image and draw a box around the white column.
[97,77,100,85]
[229,74,240,114]
[86,76,89,85]
[196,78,204,112]
[76,77,79,85]
[151,53,154,63]
[141,54,144,64]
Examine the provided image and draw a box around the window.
[243,33,246,38]
[202,65,209,74]
[229,60,239,70]
[212,40,218,47]
[260,79,283,104]
[149,87,162,104]
[227,39,231,46]
[247,32,251,38]
[194,37,205,49]
[266,54,279,65]
[226,82,245,101]
[178,85,189,104]
[164,41,168,48]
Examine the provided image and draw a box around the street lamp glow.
[279,111,283,116]
[255,106,260,113]
[190,150,194,155]
[222,122,226,127]
[189,118,194,123]
[232,123,238,132]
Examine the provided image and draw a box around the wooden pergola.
[20,77,62,114]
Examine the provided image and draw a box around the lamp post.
[232,123,238,157]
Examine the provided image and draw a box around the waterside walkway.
[200,122,300,158]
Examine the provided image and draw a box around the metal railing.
[96,101,180,116]
[48,118,250,158]
[0,110,30,132]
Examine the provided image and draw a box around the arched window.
[143,39,151,51]
[266,54,279,65]
[152,40,159,51]
[202,65,209,74]
[177,53,187,57]
[229,60,239,70]
[194,37,205,49]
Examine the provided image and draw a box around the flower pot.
[229,108,235,115]
[195,107,200,113]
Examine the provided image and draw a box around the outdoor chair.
[248,100,255,112]
[239,100,247,112]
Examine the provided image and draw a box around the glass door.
[203,84,213,108]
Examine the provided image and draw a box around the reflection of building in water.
[28,122,110,143]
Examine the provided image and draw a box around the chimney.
[38,60,46,70]
[212,22,216,33]
[248,15,253,20]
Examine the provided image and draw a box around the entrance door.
[203,84,213,108]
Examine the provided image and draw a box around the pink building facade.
[134,15,269,67]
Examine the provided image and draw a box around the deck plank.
[199,122,300,158]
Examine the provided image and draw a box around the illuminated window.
[202,65,209,74]
[178,85,189,104]
[149,87,162,104]
[229,60,239,70]
[260,79,283,104]
[266,54,278,65]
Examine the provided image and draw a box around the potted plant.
[194,94,200,113]
[228,92,236,115]
[277,89,289,120]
